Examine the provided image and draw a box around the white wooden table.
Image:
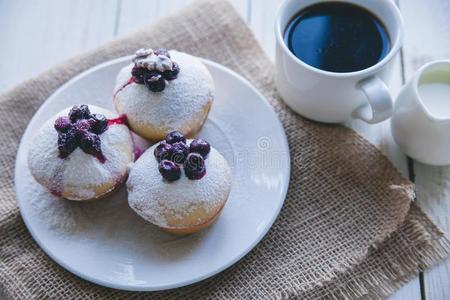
[1,0,449,299]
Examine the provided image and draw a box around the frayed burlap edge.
[291,204,450,300]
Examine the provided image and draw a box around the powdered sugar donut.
[127,132,231,234]
[28,105,134,201]
[113,49,214,141]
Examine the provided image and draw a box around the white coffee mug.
[275,0,404,124]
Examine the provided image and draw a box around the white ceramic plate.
[15,56,290,291]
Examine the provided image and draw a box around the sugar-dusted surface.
[27,105,134,200]
[127,141,232,228]
[114,50,214,131]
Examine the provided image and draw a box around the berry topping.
[144,73,166,92]
[129,48,179,92]
[107,114,128,126]
[68,105,91,122]
[169,142,188,164]
[135,48,153,59]
[54,116,71,133]
[57,130,78,158]
[158,160,181,182]
[189,138,211,158]
[162,62,180,80]
[155,135,212,181]
[154,141,172,162]
[184,153,206,180]
[79,132,102,156]
[89,114,108,134]
[74,119,91,134]
[154,48,170,58]
[165,130,186,144]
[54,105,111,162]
[131,65,147,84]
[133,48,172,72]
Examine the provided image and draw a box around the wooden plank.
[116,0,160,35]
[0,0,119,91]
[389,278,423,300]
[399,0,450,299]
[117,0,249,36]
[414,163,450,300]
[158,0,249,22]
[249,0,279,60]
[382,41,421,300]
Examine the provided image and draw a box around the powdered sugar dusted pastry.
[114,49,214,141]
[127,131,231,234]
[28,105,134,201]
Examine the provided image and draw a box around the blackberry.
[79,132,102,156]
[89,114,108,134]
[58,130,78,158]
[74,119,91,133]
[184,153,206,180]
[162,62,180,80]
[69,105,91,122]
[158,160,181,182]
[165,131,186,144]
[189,138,210,158]
[154,141,172,162]
[131,65,147,84]
[144,73,166,92]
[169,142,188,164]
[54,116,72,133]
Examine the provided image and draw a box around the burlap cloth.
[1,0,449,299]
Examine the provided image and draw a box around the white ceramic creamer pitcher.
[391,60,450,166]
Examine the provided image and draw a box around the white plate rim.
[15,56,291,291]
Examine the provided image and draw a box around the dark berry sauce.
[49,164,64,197]
[113,76,137,98]
[133,147,144,161]
[96,153,106,164]
[107,114,128,126]
[49,189,62,197]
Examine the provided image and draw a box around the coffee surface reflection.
[284,2,390,73]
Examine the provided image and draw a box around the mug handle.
[352,76,393,124]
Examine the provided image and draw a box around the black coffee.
[284,2,390,73]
